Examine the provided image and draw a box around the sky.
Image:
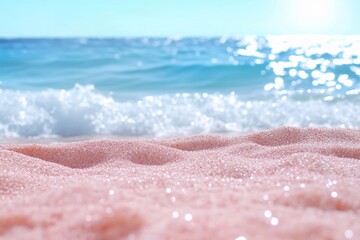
[0,0,359,37]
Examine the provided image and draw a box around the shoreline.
[0,126,358,145]
[0,132,246,145]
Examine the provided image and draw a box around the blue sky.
[0,0,359,37]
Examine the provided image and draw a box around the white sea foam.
[0,84,360,138]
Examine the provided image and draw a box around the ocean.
[1,36,360,138]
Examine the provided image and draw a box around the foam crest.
[1,85,360,138]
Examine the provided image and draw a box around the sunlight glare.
[292,0,336,31]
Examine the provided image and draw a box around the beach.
[1,127,359,239]
[1,36,360,239]
[2,0,360,237]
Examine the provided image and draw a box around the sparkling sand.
[0,127,359,240]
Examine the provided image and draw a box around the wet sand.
[0,127,359,239]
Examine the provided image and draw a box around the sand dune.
[0,127,359,239]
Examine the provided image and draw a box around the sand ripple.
[0,127,359,239]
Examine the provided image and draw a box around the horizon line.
[1,34,360,39]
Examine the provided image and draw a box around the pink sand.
[0,127,359,240]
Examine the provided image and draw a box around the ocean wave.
[2,36,359,96]
[1,84,360,138]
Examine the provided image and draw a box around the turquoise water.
[1,36,360,138]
